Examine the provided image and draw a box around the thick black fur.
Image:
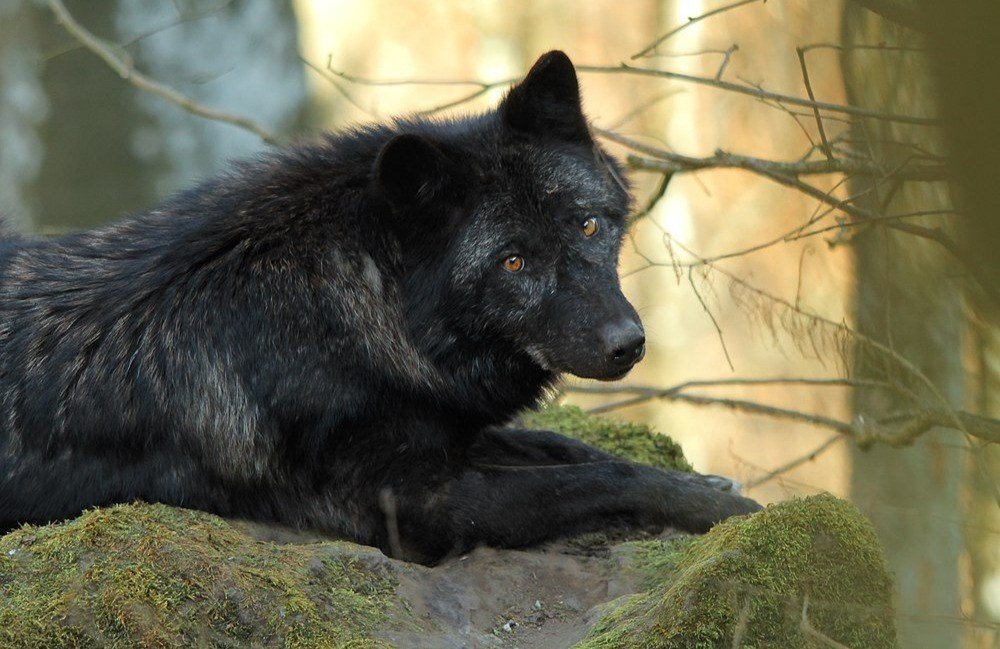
[0,52,759,564]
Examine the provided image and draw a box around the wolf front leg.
[465,426,621,467]
[380,461,761,564]
[467,427,746,494]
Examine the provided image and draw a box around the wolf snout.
[599,319,646,370]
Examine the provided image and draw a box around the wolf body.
[0,52,758,563]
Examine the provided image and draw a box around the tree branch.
[571,376,1000,447]
[631,0,763,60]
[578,64,941,126]
[596,128,1000,307]
[745,434,843,489]
[46,0,280,145]
[796,47,834,160]
[621,148,949,181]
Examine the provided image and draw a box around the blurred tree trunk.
[919,4,1000,639]
[968,321,1000,647]
[0,1,48,231]
[920,0,1000,295]
[28,0,162,233]
[842,5,965,649]
[19,0,308,233]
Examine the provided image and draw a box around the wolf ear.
[374,134,454,208]
[501,50,590,142]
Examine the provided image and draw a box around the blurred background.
[1,1,997,646]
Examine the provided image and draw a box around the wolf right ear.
[374,134,454,209]
[501,50,590,142]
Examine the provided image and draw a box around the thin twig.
[323,60,515,115]
[321,58,940,126]
[715,44,740,80]
[598,129,998,305]
[578,64,942,127]
[606,89,684,130]
[746,435,842,489]
[570,376,918,400]
[796,47,834,160]
[46,0,279,145]
[300,57,379,117]
[689,267,736,371]
[799,42,925,55]
[596,128,948,181]
[631,0,763,59]
[628,173,673,226]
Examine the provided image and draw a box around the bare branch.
[578,64,942,127]
[595,128,949,180]
[46,0,279,145]
[322,60,516,116]
[597,128,999,306]
[572,376,920,406]
[689,268,736,371]
[714,43,740,80]
[631,0,763,60]
[796,47,834,160]
[859,409,1000,447]
[580,380,1000,447]
[301,57,379,118]
[746,435,843,489]
[628,173,673,226]
[606,89,684,130]
[798,42,925,55]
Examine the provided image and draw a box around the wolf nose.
[600,320,646,368]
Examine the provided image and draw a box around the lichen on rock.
[578,494,897,649]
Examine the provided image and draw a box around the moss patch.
[578,494,897,648]
[522,404,693,472]
[0,503,396,648]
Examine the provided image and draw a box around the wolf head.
[374,51,644,382]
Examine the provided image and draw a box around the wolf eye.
[502,255,525,273]
[581,216,600,237]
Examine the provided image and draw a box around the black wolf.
[0,52,758,564]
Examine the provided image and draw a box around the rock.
[0,502,402,647]
[0,409,895,648]
[521,405,693,472]
[581,494,897,648]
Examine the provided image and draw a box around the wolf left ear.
[501,50,590,142]
[374,134,454,209]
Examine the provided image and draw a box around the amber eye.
[502,255,525,273]
[581,216,600,237]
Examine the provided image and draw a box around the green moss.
[0,503,396,648]
[578,495,897,649]
[522,404,693,472]
[614,537,697,589]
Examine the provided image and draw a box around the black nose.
[599,320,646,369]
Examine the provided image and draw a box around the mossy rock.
[0,503,399,648]
[522,404,693,472]
[578,494,897,648]
[0,409,896,648]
